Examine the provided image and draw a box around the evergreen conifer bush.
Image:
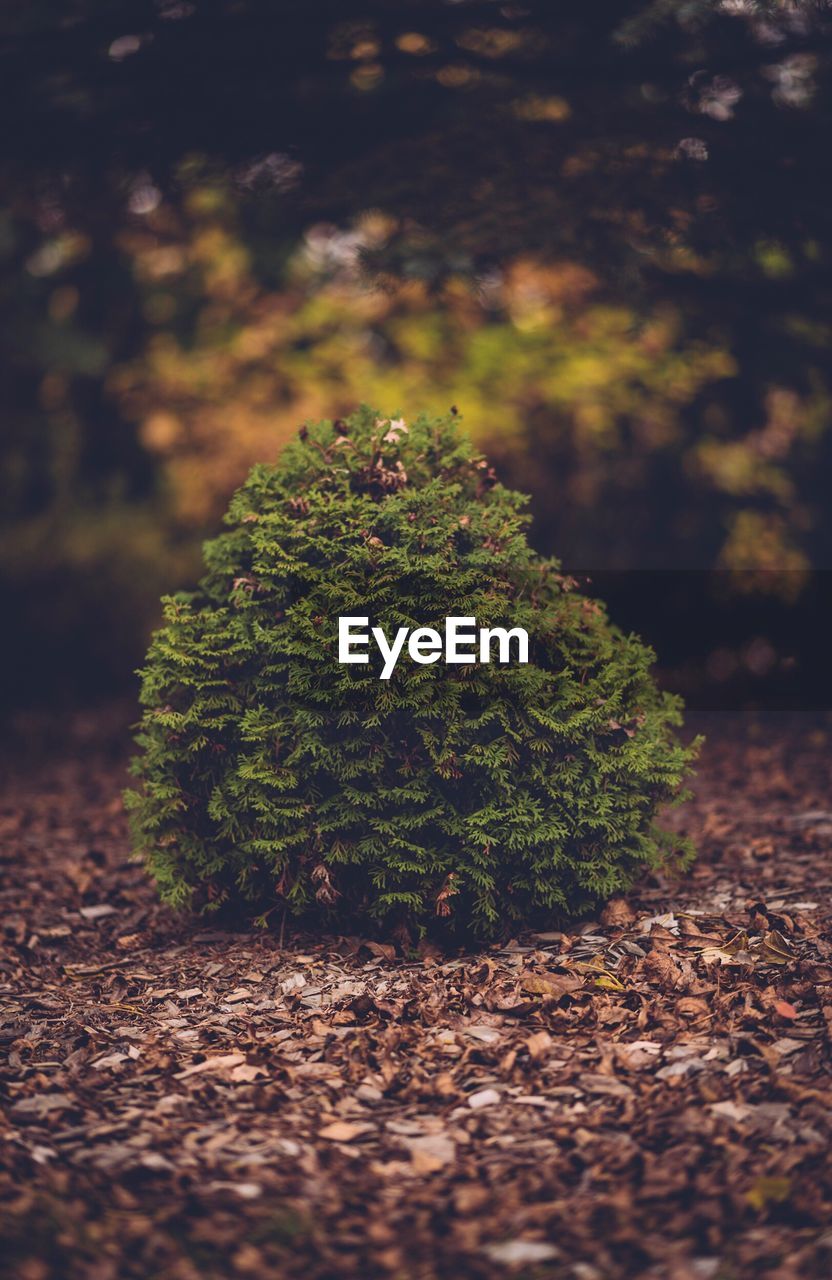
[127,407,697,938]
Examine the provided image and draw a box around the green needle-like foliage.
[126,407,698,938]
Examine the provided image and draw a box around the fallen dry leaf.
[403,1134,456,1173]
[525,1030,553,1060]
[601,898,637,929]
[746,1176,792,1211]
[174,1052,246,1080]
[467,1088,501,1110]
[318,1121,374,1142]
[520,970,582,998]
[482,1240,561,1265]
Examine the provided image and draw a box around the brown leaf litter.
[1,710,832,1278]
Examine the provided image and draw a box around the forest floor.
[1,709,832,1280]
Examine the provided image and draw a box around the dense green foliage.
[127,408,697,937]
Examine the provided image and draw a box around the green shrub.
[126,406,697,938]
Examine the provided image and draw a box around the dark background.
[2,0,832,713]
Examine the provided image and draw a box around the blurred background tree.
[1,0,831,706]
